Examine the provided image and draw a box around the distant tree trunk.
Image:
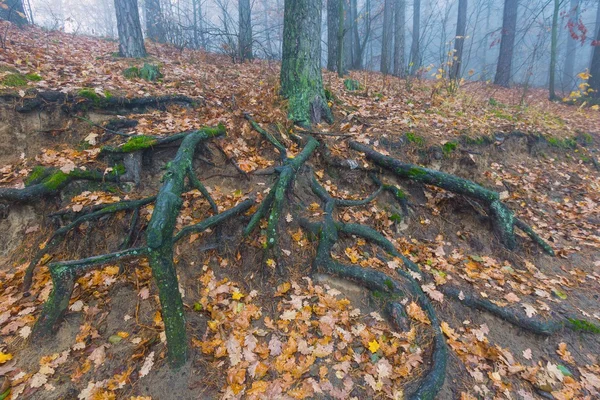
[338,0,346,76]
[281,0,333,127]
[351,0,362,69]
[327,0,341,71]
[381,0,394,74]
[596,0,600,40]
[494,0,518,87]
[0,0,28,26]
[449,0,467,80]
[562,0,578,92]
[549,0,560,100]
[393,0,405,77]
[590,12,600,98]
[145,0,166,43]
[114,0,147,58]
[410,0,421,74]
[239,0,253,61]
[355,0,371,69]
[480,0,491,80]
[343,0,354,72]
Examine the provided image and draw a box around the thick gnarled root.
[349,141,555,256]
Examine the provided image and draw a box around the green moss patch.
[121,135,158,152]
[123,63,163,82]
[343,79,362,91]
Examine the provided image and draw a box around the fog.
[24,0,600,92]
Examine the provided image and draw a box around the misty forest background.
[6,0,600,98]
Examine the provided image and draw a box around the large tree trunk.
[549,0,560,100]
[327,0,341,72]
[393,0,406,77]
[494,0,518,87]
[145,0,166,43]
[0,0,28,26]
[281,0,333,127]
[562,0,579,92]
[238,0,253,61]
[114,0,147,58]
[449,0,467,80]
[590,11,600,98]
[381,0,394,74]
[410,0,421,74]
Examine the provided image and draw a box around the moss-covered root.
[330,221,447,400]
[244,137,319,272]
[100,131,190,155]
[244,113,288,160]
[22,197,156,294]
[0,167,119,203]
[32,247,147,339]
[146,125,225,367]
[349,141,554,256]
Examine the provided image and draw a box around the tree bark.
[562,0,579,93]
[351,0,362,69]
[393,0,406,77]
[114,0,147,58]
[449,0,467,80]
[410,0,421,74]
[549,0,560,100]
[145,0,166,43]
[381,0,394,74]
[0,0,28,26]
[590,10,600,98]
[338,0,346,76]
[238,0,253,61]
[281,0,333,127]
[494,0,518,87]
[327,0,341,72]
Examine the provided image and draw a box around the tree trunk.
[145,0,166,43]
[590,11,600,98]
[281,0,333,127]
[327,0,341,71]
[381,0,394,74]
[338,0,345,76]
[393,0,406,77]
[238,0,253,61]
[351,0,362,69]
[449,0,467,80]
[494,0,518,87]
[549,0,560,100]
[562,0,579,92]
[114,0,147,58]
[410,0,421,74]
[0,0,28,26]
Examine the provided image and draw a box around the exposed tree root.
[8,91,199,113]
[30,125,258,368]
[23,196,156,294]
[301,172,447,400]
[349,141,555,256]
[0,167,120,203]
[245,113,287,161]
[243,134,319,274]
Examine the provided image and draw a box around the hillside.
[0,21,599,399]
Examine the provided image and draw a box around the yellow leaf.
[117,331,129,338]
[104,266,120,275]
[266,259,276,269]
[232,291,244,300]
[368,340,380,353]
[0,352,13,364]
[591,105,599,111]
[406,302,431,325]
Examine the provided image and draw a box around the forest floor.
[0,22,599,400]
